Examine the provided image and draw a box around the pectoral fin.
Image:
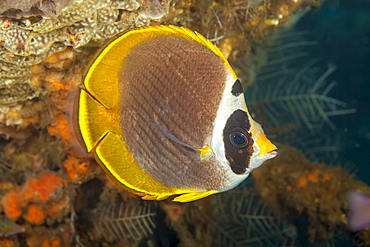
[155,124,212,159]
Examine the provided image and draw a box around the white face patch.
[209,71,276,192]
[209,72,249,190]
[211,72,246,167]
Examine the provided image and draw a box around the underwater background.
[245,0,370,184]
[278,0,370,188]
[241,0,370,245]
[243,0,370,245]
[308,0,370,184]
[0,0,369,246]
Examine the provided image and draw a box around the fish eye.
[229,127,249,149]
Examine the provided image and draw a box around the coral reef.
[0,0,165,129]
[91,201,157,244]
[162,189,299,247]
[1,0,167,245]
[2,0,369,246]
[0,132,72,246]
[162,0,318,62]
[0,0,74,18]
[2,173,65,223]
[0,0,319,131]
[252,145,370,246]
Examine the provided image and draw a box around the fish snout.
[256,134,277,158]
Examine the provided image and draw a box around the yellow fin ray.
[78,90,120,152]
[172,191,218,203]
[197,146,212,160]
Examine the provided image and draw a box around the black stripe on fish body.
[231,79,243,96]
[223,109,254,175]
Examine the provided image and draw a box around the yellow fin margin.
[84,25,237,110]
[172,191,218,203]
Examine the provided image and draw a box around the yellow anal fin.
[95,131,194,200]
[172,191,218,203]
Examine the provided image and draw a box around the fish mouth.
[267,149,278,158]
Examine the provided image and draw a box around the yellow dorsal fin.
[84,25,237,109]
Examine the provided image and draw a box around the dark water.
[240,0,370,246]
[301,0,370,184]
[288,0,370,245]
[249,0,370,183]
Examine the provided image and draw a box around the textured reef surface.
[0,0,369,246]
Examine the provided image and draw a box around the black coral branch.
[94,202,156,244]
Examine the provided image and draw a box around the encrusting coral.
[3,0,368,246]
[0,0,166,130]
[1,173,67,225]
[162,0,318,62]
[252,145,370,246]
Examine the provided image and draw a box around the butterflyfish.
[74,25,277,202]
[0,219,25,237]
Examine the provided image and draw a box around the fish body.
[347,190,370,231]
[0,219,25,237]
[75,25,277,202]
